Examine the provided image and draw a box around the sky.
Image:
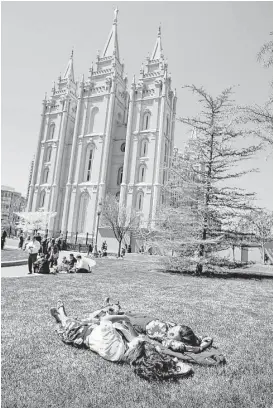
[1,1,273,210]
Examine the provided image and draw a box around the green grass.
[1,248,28,262]
[2,258,273,408]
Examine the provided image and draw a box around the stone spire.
[62,50,75,82]
[101,7,120,60]
[151,24,163,60]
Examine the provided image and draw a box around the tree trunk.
[262,243,265,264]
[118,240,122,258]
[196,243,204,275]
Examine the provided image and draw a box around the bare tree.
[153,85,261,274]
[101,194,139,257]
[257,32,273,68]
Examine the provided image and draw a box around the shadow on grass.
[155,268,273,281]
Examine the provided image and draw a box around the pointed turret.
[151,25,163,60]
[140,25,166,77]
[63,50,75,82]
[101,7,120,61]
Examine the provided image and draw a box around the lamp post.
[94,201,102,257]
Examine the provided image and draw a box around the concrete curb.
[1,259,28,268]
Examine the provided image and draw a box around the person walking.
[87,243,93,257]
[18,234,24,250]
[1,234,6,250]
[26,236,41,274]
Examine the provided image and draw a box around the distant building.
[27,9,177,252]
[1,185,26,234]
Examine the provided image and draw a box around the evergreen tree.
[241,33,273,147]
[153,85,261,274]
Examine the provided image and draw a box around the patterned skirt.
[57,318,97,348]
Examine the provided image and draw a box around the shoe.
[175,361,194,378]
[28,272,32,274]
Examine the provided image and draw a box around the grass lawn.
[1,248,28,262]
[2,258,273,408]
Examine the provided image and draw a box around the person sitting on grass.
[55,256,69,273]
[67,253,77,273]
[50,300,193,381]
[33,254,50,274]
[75,254,91,273]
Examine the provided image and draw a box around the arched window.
[117,167,123,185]
[121,142,126,152]
[43,168,49,183]
[138,165,146,183]
[117,112,122,124]
[39,190,45,208]
[140,139,148,157]
[89,107,99,133]
[136,191,144,211]
[116,191,120,201]
[85,148,93,182]
[46,146,52,162]
[161,193,165,205]
[77,194,89,233]
[48,123,55,140]
[142,112,151,130]
[164,142,168,163]
[163,170,167,184]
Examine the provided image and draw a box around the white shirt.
[76,257,90,271]
[26,240,41,255]
[86,320,126,362]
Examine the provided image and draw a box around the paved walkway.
[1,264,44,278]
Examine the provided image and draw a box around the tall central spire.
[101,7,120,60]
[151,24,163,60]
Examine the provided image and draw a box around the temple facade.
[27,9,177,251]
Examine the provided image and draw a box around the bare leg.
[56,300,68,325]
[50,300,68,325]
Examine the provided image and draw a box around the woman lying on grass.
[50,300,193,381]
[82,298,225,366]
[84,298,213,354]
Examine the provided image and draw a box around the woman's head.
[103,297,122,315]
[126,340,191,381]
[167,325,201,346]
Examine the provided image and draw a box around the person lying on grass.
[84,298,213,354]
[50,300,193,381]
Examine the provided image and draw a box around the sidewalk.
[1,264,44,278]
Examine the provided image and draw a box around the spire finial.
[114,7,119,24]
[158,23,161,37]
[70,48,74,59]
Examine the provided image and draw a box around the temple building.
[27,9,177,251]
